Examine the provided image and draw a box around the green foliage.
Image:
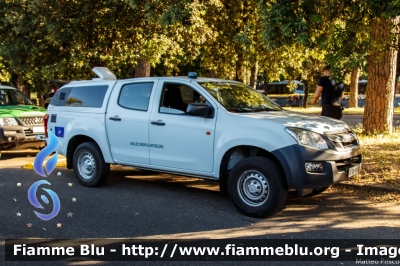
[0,0,398,99]
[260,0,400,82]
[0,57,10,82]
[0,0,346,89]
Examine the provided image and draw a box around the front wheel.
[72,142,110,187]
[228,156,287,218]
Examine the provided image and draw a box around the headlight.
[0,117,18,126]
[285,127,328,150]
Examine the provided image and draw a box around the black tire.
[72,142,110,187]
[227,156,288,218]
[304,186,330,197]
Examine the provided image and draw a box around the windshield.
[0,88,33,106]
[199,81,282,112]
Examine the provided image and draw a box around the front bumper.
[272,144,362,189]
[0,126,45,150]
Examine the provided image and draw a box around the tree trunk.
[134,57,151,77]
[11,73,30,98]
[250,61,259,89]
[363,16,399,134]
[235,52,246,83]
[23,85,31,99]
[349,68,359,108]
[209,70,217,78]
[235,64,246,83]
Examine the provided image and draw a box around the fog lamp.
[305,162,323,172]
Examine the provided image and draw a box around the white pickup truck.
[45,67,362,218]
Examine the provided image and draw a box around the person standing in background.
[310,66,344,120]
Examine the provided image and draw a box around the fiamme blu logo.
[28,130,60,221]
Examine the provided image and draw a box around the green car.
[0,85,46,153]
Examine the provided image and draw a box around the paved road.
[1,151,400,265]
[341,114,400,127]
[270,95,400,108]
[297,113,400,128]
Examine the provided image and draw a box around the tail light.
[43,114,49,138]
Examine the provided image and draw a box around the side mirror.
[186,103,213,118]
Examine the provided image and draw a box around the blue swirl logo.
[34,130,59,177]
[28,130,61,221]
[28,180,60,220]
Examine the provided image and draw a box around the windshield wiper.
[228,107,282,113]
[227,107,254,113]
[253,108,281,112]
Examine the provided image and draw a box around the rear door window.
[118,82,154,111]
[50,85,108,107]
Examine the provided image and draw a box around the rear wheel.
[228,156,287,218]
[73,142,110,187]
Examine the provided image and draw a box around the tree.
[39,0,141,79]
[363,15,399,134]
[323,4,370,108]
[0,0,334,92]
[349,68,360,108]
[0,0,48,94]
[0,0,182,85]
[260,0,400,134]
[0,0,139,90]
[0,57,10,83]
[127,0,218,77]
[158,0,319,86]
[183,0,257,81]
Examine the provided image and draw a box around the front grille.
[326,131,359,150]
[24,128,34,137]
[18,116,43,126]
[336,156,362,172]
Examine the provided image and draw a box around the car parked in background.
[0,85,46,152]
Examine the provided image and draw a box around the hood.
[0,105,47,117]
[237,110,351,134]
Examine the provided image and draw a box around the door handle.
[151,120,165,126]
[109,116,121,121]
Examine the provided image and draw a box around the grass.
[331,127,400,203]
[350,126,400,188]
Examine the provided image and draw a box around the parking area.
[1,150,400,239]
[1,143,400,265]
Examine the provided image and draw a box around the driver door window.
[159,83,206,114]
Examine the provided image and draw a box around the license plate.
[348,164,361,177]
[33,126,44,133]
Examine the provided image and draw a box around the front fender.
[213,117,296,178]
